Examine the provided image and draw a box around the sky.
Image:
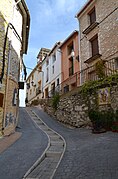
[24,0,88,75]
[20,0,88,106]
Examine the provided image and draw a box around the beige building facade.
[26,48,50,104]
[0,0,30,136]
[76,0,118,84]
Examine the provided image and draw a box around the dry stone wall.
[40,85,118,128]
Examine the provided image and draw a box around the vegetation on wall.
[95,60,105,78]
[80,73,118,96]
[51,93,60,110]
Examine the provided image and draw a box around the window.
[52,53,56,63]
[64,85,69,93]
[32,74,34,80]
[88,7,96,25]
[115,58,118,69]
[46,68,49,82]
[67,42,74,56]
[69,57,74,76]
[38,66,42,73]
[46,58,49,66]
[57,78,59,86]
[0,93,4,107]
[51,82,55,95]
[52,65,54,74]
[90,35,99,57]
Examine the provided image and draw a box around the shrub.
[88,109,103,130]
[31,99,39,106]
[115,109,118,121]
[88,109,115,131]
[103,110,114,129]
[51,93,60,110]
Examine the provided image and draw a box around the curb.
[23,108,66,179]
[23,109,51,178]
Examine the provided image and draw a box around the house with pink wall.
[59,31,80,93]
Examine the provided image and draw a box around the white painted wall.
[42,45,61,98]
[42,56,51,97]
[49,48,61,88]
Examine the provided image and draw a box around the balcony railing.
[47,57,118,97]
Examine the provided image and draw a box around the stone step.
[46,151,62,158]
[49,135,61,141]
[48,145,64,152]
[51,141,64,146]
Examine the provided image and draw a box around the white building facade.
[42,42,62,98]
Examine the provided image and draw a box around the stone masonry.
[0,0,29,136]
[40,85,118,128]
[77,0,118,71]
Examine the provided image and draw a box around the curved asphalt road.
[32,107,118,179]
[0,107,118,179]
[0,108,48,179]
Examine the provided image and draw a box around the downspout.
[2,23,22,131]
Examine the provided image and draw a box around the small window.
[115,58,118,69]
[46,58,49,66]
[64,85,69,93]
[38,67,42,73]
[90,35,99,57]
[46,68,49,82]
[0,93,4,107]
[52,53,56,63]
[88,7,96,25]
[57,78,59,86]
[67,42,74,56]
[32,74,34,80]
[52,65,54,74]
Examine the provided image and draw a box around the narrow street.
[0,108,48,179]
[0,107,118,179]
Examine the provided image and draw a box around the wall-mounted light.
[71,49,79,62]
[71,49,75,58]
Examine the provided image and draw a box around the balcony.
[48,58,118,97]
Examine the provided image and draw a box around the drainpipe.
[2,0,22,132]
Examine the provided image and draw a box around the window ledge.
[84,54,102,64]
[83,22,99,35]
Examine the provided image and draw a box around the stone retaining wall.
[38,85,118,128]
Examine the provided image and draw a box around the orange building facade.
[60,31,80,93]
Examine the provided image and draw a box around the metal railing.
[47,57,118,97]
